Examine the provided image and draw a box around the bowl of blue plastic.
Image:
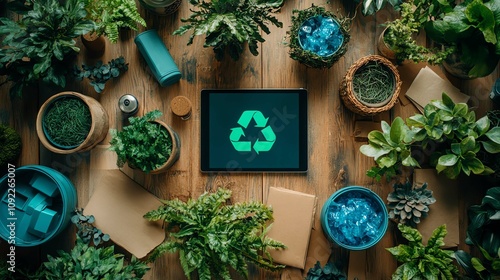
[321,186,388,250]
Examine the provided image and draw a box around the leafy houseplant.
[455,187,500,280]
[387,181,436,227]
[143,188,286,280]
[42,96,91,148]
[173,0,285,61]
[83,0,146,44]
[0,0,95,97]
[287,5,351,69]
[306,261,347,280]
[0,124,22,168]
[73,56,129,93]
[110,110,179,173]
[387,224,459,280]
[355,0,402,16]
[360,93,500,181]
[71,208,110,246]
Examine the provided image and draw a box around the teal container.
[0,165,77,246]
[134,29,182,87]
[320,186,388,250]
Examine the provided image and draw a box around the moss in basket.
[109,110,172,173]
[43,97,91,147]
[352,61,394,105]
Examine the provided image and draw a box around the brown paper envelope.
[414,169,459,248]
[266,187,317,269]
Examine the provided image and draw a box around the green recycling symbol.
[230,110,276,154]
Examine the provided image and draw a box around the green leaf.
[482,140,500,153]
[485,127,500,144]
[377,150,398,168]
[360,144,391,158]
[475,116,491,135]
[368,130,390,147]
[465,0,497,44]
[460,136,477,152]
[437,154,458,167]
[390,117,406,143]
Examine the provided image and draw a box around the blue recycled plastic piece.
[320,186,388,250]
[135,29,182,87]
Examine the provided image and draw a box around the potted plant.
[287,5,351,69]
[387,181,436,227]
[83,0,146,44]
[306,260,347,280]
[172,0,285,61]
[0,0,95,97]
[339,55,401,115]
[0,124,22,170]
[143,188,286,280]
[109,109,180,174]
[360,93,500,181]
[73,56,129,93]
[36,91,109,154]
[387,224,459,279]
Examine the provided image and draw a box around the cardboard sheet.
[405,66,469,113]
[85,146,165,259]
[414,169,459,248]
[266,187,317,269]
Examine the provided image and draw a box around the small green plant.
[83,0,146,43]
[0,124,22,167]
[355,0,402,16]
[109,110,173,173]
[71,208,110,246]
[360,93,500,181]
[0,0,95,96]
[173,0,284,61]
[43,237,150,279]
[144,188,286,280]
[387,224,459,280]
[455,187,500,280]
[352,61,394,104]
[387,181,436,227]
[73,56,129,93]
[305,261,347,280]
[43,97,91,147]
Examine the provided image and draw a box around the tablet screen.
[201,89,308,172]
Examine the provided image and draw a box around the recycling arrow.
[230,110,276,154]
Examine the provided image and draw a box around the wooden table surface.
[1,0,498,279]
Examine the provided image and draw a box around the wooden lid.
[170,96,192,117]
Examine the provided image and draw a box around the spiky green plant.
[387,181,436,227]
[144,188,286,280]
[387,224,459,280]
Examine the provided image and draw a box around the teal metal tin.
[134,30,182,87]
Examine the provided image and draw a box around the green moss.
[0,124,22,167]
[287,5,351,69]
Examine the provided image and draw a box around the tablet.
[201,89,308,172]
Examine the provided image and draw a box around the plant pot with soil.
[109,110,180,174]
[340,55,401,116]
[36,91,109,154]
[288,5,351,69]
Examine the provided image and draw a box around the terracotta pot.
[36,91,109,154]
[149,120,180,174]
[81,33,105,56]
[377,27,396,60]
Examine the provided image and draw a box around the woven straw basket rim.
[340,55,402,116]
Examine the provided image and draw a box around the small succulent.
[387,181,436,227]
[306,261,347,280]
[73,56,128,93]
[70,208,110,246]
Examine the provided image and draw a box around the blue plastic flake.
[327,192,383,247]
[298,16,344,57]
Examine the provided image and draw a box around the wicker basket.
[340,55,401,116]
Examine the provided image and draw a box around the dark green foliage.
[83,0,146,43]
[355,0,401,16]
[0,124,22,167]
[173,0,284,61]
[456,187,500,280]
[360,93,500,181]
[43,97,91,147]
[0,262,45,280]
[305,261,347,280]
[287,5,351,69]
[74,56,129,93]
[109,110,173,173]
[144,188,286,280]
[71,208,110,246]
[43,237,150,280]
[387,224,459,280]
[387,181,436,227]
[0,0,95,96]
